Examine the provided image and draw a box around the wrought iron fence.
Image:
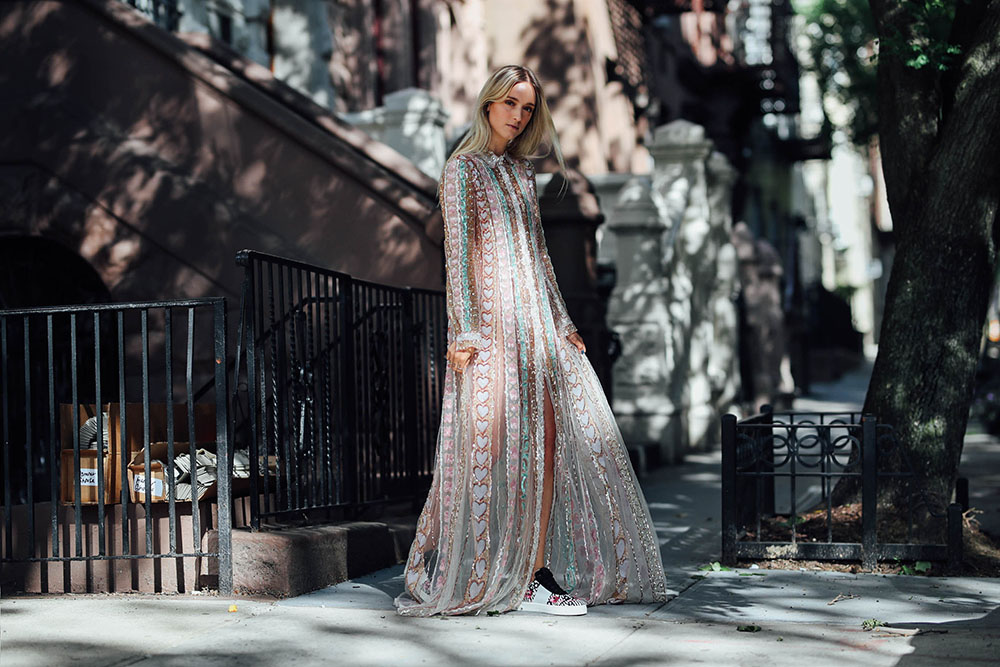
[722,408,963,570]
[0,298,231,593]
[233,250,446,529]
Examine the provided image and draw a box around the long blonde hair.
[450,65,567,173]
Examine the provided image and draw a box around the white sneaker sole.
[518,599,588,616]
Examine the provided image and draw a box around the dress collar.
[481,150,514,168]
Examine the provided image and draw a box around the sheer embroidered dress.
[394,151,667,616]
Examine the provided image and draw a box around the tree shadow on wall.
[0,0,446,549]
[519,0,600,173]
[2,0,441,306]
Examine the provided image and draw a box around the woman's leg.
[533,384,556,572]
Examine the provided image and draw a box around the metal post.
[164,309,177,556]
[71,314,83,557]
[47,315,59,560]
[117,312,130,556]
[141,310,153,554]
[1,317,10,561]
[185,307,200,558]
[721,413,738,566]
[956,477,969,512]
[236,253,261,530]
[23,316,35,557]
[214,299,233,596]
[401,289,419,500]
[320,272,335,507]
[340,276,358,511]
[93,313,105,557]
[861,415,877,571]
[947,502,963,571]
[761,405,775,517]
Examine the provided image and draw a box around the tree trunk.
[834,0,1000,513]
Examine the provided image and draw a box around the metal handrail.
[233,250,446,529]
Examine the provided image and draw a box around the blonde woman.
[395,65,666,617]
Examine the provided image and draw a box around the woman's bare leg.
[533,385,556,572]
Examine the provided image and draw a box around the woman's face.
[486,81,536,148]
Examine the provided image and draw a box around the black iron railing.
[722,408,963,569]
[0,298,231,593]
[233,250,446,529]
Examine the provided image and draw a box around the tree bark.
[868,0,943,226]
[834,1,1000,512]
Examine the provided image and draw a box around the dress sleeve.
[524,160,578,339]
[441,156,487,350]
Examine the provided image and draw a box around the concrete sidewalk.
[3,565,998,666]
[3,360,999,666]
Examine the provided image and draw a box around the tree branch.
[869,0,945,233]
[943,0,990,119]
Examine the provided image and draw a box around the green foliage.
[879,0,964,71]
[737,624,762,632]
[862,618,887,630]
[699,561,733,572]
[795,0,966,146]
[794,0,879,145]
[899,559,934,575]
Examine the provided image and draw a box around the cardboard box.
[60,448,117,505]
[59,402,217,505]
[128,442,219,504]
[59,403,120,505]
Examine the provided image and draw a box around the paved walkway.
[3,360,999,666]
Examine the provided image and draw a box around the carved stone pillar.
[342,88,449,179]
[690,151,741,448]
[605,176,678,468]
[649,120,713,460]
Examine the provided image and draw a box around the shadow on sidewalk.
[653,570,1000,627]
[0,598,285,667]
[640,451,724,594]
[893,605,1000,665]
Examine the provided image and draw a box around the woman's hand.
[446,342,476,373]
[567,332,586,354]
